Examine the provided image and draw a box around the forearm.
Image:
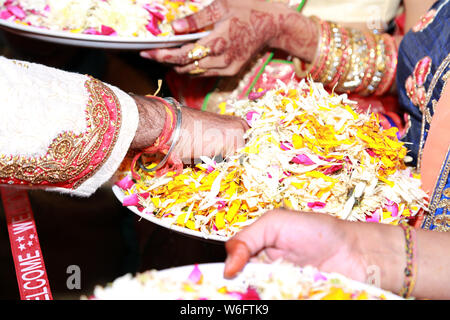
[0,56,139,196]
[350,220,450,299]
[130,95,166,150]
[268,12,319,63]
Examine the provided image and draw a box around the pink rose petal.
[385,200,399,217]
[366,148,377,157]
[245,110,260,127]
[123,194,139,207]
[188,264,203,284]
[307,201,326,210]
[217,201,227,210]
[84,27,101,35]
[101,25,117,36]
[280,142,293,151]
[115,176,134,190]
[314,272,328,282]
[143,5,165,21]
[248,90,267,100]
[0,10,12,20]
[146,14,161,36]
[366,209,381,223]
[7,5,26,20]
[292,154,315,165]
[322,164,343,175]
[227,287,260,300]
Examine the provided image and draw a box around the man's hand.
[131,95,248,162]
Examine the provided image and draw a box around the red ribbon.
[1,187,52,300]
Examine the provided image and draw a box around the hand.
[140,0,317,77]
[131,95,248,162]
[223,209,368,283]
[174,105,249,162]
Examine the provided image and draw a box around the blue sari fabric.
[396,0,450,230]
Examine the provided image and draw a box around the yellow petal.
[292,134,304,149]
[226,200,241,223]
[215,211,226,229]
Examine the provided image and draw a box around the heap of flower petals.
[90,262,400,300]
[0,0,212,37]
[117,80,428,238]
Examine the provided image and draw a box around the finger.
[224,239,251,279]
[198,35,228,56]
[222,126,246,156]
[174,56,229,74]
[172,0,229,34]
[223,211,283,278]
[140,43,195,65]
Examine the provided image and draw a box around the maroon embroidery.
[405,56,432,111]
[412,9,437,32]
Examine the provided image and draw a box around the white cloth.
[0,56,139,196]
[283,0,401,28]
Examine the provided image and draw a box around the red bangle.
[328,26,351,89]
[130,95,178,180]
[311,19,332,80]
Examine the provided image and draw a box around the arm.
[0,56,247,196]
[141,0,318,76]
[224,209,450,299]
[142,0,435,96]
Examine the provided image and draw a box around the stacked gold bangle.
[295,18,398,96]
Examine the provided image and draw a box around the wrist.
[268,13,319,63]
[352,221,405,294]
[130,95,166,150]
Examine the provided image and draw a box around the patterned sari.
[396,0,450,231]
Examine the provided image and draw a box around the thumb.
[172,0,228,34]
[224,239,251,279]
[223,210,282,278]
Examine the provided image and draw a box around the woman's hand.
[140,0,318,77]
[131,95,248,162]
[224,209,370,282]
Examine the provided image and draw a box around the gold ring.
[188,43,211,61]
[189,61,207,75]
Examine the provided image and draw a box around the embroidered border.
[417,53,450,171]
[422,147,450,230]
[0,77,122,190]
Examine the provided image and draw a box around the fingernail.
[140,51,150,59]
[172,19,188,32]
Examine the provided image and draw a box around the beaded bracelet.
[399,221,418,298]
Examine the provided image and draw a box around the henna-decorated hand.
[140,0,318,77]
